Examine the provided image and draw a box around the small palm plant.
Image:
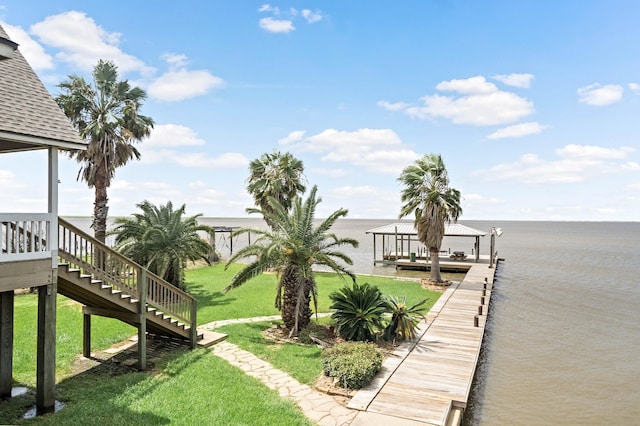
[384,296,429,341]
[329,282,389,342]
[110,201,215,290]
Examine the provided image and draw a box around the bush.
[384,295,429,341]
[329,282,388,342]
[322,342,383,389]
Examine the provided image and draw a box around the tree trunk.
[280,268,312,335]
[430,248,443,282]
[92,162,109,244]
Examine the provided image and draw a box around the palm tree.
[397,154,462,283]
[246,150,306,228]
[56,59,154,243]
[110,201,214,290]
[225,185,358,336]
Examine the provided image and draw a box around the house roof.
[0,24,86,153]
[366,222,487,237]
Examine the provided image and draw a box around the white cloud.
[473,144,637,184]
[148,68,225,102]
[258,4,280,14]
[377,100,410,111]
[1,22,54,70]
[486,122,547,140]
[629,83,640,94]
[278,130,306,145]
[162,53,188,68]
[492,73,535,88]
[301,9,323,23]
[394,76,534,126]
[556,144,634,160]
[463,193,504,204]
[287,128,420,174]
[436,76,498,94]
[577,83,623,106]
[140,148,249,168]
[145,124,206,147]
[29,11,153,75]
[311,167,349,178]
[259,17,295,33]
[324,185,400,219]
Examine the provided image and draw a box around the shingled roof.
[0,24,86,153]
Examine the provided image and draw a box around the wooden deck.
[393,254,491,273]
[348,261,497,426]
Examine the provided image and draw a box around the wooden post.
[137,269,147,370]
[190,299,198,349]
[372,233,376,266]
[36,283,57,413]
[83,313,91,358]
[0,291,14,398]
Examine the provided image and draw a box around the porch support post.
[36,283,57,413]
[83,313,91,358]
[0,291,14,398]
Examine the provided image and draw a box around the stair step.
[111,290,122,295]
[91,279,102,285]
[120,295,132,300]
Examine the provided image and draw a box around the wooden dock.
[348,261,497,425]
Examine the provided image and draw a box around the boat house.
[366,223,488,271]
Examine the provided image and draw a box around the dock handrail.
[58,218,197,339]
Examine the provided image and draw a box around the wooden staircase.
[56,218,201,357]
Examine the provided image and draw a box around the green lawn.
[1,263,441,425]
[189,262,440,325]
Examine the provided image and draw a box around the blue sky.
[1,1,639,221]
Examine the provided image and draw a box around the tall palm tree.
[225,186,358,336]
[56,59,154,243]
[398,154,462,283]
[110,201,214,290]
[246,150,306,228]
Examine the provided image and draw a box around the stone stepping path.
[211,342,356,426]
[206,318,356,426]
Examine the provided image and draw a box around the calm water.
[68,217,640,424]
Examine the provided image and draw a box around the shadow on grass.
[0,338,207,425]
[185,283,235,311]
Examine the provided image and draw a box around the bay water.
[67,217,640,424]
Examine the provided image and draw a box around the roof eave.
[0,130,87,152]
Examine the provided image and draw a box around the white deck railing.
[0,213,53,262]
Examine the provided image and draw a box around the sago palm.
[398,154,462,282]
[56,59,154,243]
[246,150,306,228]
[225,185,358,336]
[110,201,214,290]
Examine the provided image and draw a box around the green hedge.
[322,342,383,389]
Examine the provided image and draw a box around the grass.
[188,262,440,325]
[1,263,441,424]
[217,321,323,385]
[12,294,135,386]
[2,349,311,425]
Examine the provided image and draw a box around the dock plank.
[348,261,497,425]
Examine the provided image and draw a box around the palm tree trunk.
[93,162,109,244]
[430,248,443,282]
[280,268,312,335]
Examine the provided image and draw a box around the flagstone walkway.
[200,314,355,426]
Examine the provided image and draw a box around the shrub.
[384,295,429,341]
[329,282,388,342]
[322,342,383,389]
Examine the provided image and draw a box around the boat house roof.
[0,24,86,153]
[366,222,487,237]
